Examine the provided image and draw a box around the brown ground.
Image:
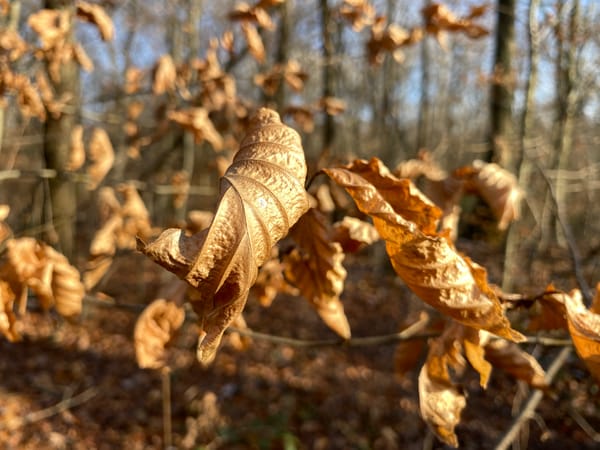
[1,245,599,450]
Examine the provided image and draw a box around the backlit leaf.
[76,1,114,42]
[139,108,310,365]
[87,127,114,190]
[564,289,600,382]
[484,339,548,389]
[285,208,350,339]
[323,158,523,342]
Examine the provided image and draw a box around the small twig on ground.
[494,346,572,450]
[0,386,98,430]
[569,406,600,442]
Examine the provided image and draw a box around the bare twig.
[569,406,600,442]
[536,164,593,305]
[0,387,98,430]
[494,346,572,450]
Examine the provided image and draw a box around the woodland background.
[0,0,599,449]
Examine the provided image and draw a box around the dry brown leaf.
[0,205,12,246]
[253,249,298,307]
[125,67,145,94]
[323,159,524,342]
[228,3,274,29]
[186,210,215,234]
[0,30,28,61]
[455,160,522,230]
[284,105,314,133]
[76,1,114,41]
[484,339,548,389]
[27,9,70,50]
[284,208,350,338]
[2,238,83,318]
[422,3,489,45]
[139,108,310,365]
[527,285,568,331]
[72,42,94,71]
[167,107,223,150]
[134,297,186,369]
[0,279,19,342]
[66,124,85,171]
[339,0,376,32]
[564,289,600,382]
[332,216,379,253]
[318,96,346,116]
[87,128,114,190]
[153,54,176,95]
[117,183,153,247]
[241,22,265,63]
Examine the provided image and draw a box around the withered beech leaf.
[323,160,524,342]
[252,247,298,307]
[167,107,223,150]
[87,128,114,190]
[138,108,310,365]
[284,208,350,338]
[66,124,85,171]
[332,216,379,253]
[241,22,266,63]
[134,296,186,370]
[527,285,568,331]
[484,339,548,389]
[152,54,177,95]
[564,289,600,382]
[76,1,114,42]
[454,160,522,230]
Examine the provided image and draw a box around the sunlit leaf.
[323,158,524,342]
[564,289,600,382]
[331,216,379,253]
[66,124,85,171]
[284,208,350,338]
[152,54,176,95]
[484,339,548,389]
[76,1,114,41]
[139,108,310,365]
[167,107,223,150]
[87,127,114,190]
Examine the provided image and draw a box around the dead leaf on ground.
[138,108,310,365]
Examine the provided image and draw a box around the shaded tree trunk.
[319,0,335,157]
[487,0,517,173]
[43,0,80,261]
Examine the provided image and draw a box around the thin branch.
[536,163,593,305]
[0,387,98,430]
[494,346,572,450]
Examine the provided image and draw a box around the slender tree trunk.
[319,0,335,158]
[43,0,80,261]
[487,0,517,172]
[416,17,430,153]
[0,1,21,157]
[502,0,540,292]
[273,1,289,111]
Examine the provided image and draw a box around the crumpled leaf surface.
[484,338,548,389]
[564,289,600,382]
[134,294,186,370]
[323,158,523,342]
[455,160,522,230]
[284,208,350,339]
[139,108,310,365]
[0,238,84,334]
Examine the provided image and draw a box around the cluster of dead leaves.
[338,0,489,65]
[0,208,84,342]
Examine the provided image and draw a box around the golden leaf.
[139,108,310,365]
[564,289,600,382]
[339,0,376,32]
[284,208,350,338]
[27,9,70,50]
[331,216,379,253]
[66,124,85,171]
[241,22,265,63]
[152,54,176,95]
[253,248,298,307]
[186,210,215,234]
[0,205,12,246]
[0,279,19,342]
[323,159,523,342]
[484,339,547,389]
[527,286,568,331]
[134,297,186,369]
[125,67,145,94]
[76,1,114,41]
[87,128,114,190]
[167,107,223,150]
[455,160,522,230]
[0,30,28,61]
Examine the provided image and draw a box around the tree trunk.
[487,0,517,173]
[43,0,80,261]
[416,3,431,153]
[319,0,335,158]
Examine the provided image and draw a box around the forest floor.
[1,241,599,450]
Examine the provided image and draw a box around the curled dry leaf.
[76,1,114,42]
[284,208,350,338]
[455,160,522,230]
[484,338,547,389]
[139,108,310,365]
[241,22,266,63]
[323,158,524,342]
[564,289,600,382]
[87,127,115,190]
[167,107,223,150]
[66,124,85,171]
[152,54,177,95]
[134,297,186,369]
[332,216,379,253]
